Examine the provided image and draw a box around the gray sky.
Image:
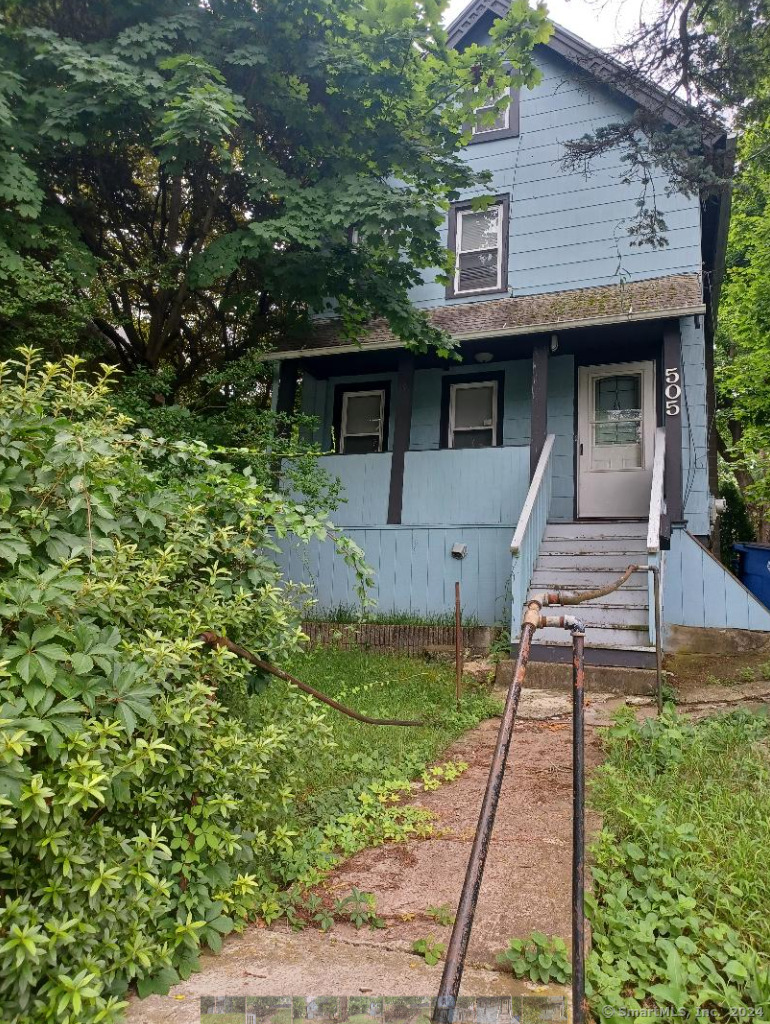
[444,0,648,50]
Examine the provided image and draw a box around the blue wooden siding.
[401,447,529,525]
[275,525,513,624]
[410,360,532,450]
[298,447,530,528]
[408,47,702,310]
[679,316,710,537]
[663,528,770,631]
[314,454,392,526]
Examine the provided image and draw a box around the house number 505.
[665,367,681,416]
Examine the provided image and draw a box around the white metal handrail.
[647,427,666,555]
[511,434,556,555]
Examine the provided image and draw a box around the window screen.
[593,374,642,446]
[473,96,509,135]
[450,382,497,449]
[341,390,385,453]
[455,208,502,294]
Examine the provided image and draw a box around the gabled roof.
[446,0,724,145]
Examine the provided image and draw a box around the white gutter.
[264,303,706,361]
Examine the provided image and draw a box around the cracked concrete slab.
[126,710,590,1023]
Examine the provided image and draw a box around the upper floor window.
[336,385,389,453]
[446,196,509,299]
[469,88,520,144]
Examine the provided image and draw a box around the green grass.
[303,604,485,627]
[285,647,501,807]
[587,708,770,1015]
[270,1011,293,1024]
[201,1016,244,1024]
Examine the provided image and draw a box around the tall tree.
[715,120,770,538]
[0,0,551,390]
[560,0,768,245]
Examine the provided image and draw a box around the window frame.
[440,371,505,449]
[332,381,391,454]
[468,87,520,145]
[445,195,510,300]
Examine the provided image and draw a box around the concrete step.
[544,522,647,540]
[496,658,655,694]
[536,554,646,572]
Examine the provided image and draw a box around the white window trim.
[472,94,511,136]
[340,389,385,453]
[454,204,504,296]
[448,380,498,449]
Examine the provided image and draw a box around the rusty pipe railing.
[433,601,541,1024]
[433,565,645,1024]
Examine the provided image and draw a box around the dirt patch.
[666,651,770,695]
[319,715,602,967]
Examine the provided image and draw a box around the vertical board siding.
[273,526,513,624]
[407,47,701,311]
[307,447,530,529]
[662,528,770,631]
[304,453,393,527]
[679,316,710,536]
[401,448,530,526]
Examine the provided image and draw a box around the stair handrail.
[511,433,556,555]
[509,435,555,639]
[647,427,666,555]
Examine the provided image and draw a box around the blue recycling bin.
[734,543,770,610]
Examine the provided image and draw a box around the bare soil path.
[127,687,618,1024]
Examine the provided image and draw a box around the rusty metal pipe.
[572,627,587,1024]
[532,563,639,608]
[432,602,541,1023]
[199,632,424,727]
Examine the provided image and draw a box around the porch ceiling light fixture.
[550,333,559,352]
[474,351,494,363]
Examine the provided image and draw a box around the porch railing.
[646,427,666,646]
[509,434,555,639]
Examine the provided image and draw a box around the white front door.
[577,360,656,519]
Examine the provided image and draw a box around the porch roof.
[265,273,705,361]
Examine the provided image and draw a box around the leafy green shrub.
[588,708,770,1017]
[496,932,571,985]
[0,350,372,1023]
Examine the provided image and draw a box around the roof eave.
[445,0,725,145]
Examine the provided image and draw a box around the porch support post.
[387,351,415,525]
[663,324,684,524]
[274,359,299,438]
[530,338,549,480]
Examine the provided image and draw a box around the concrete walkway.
[125,680,770,1024]
[127,687,611,1023]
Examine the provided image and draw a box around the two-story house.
[268,0,770,666]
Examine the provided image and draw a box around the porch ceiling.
[267,274,705,361]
